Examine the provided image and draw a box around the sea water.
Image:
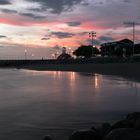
[0,69,139,140]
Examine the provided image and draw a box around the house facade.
[100,39,133,57]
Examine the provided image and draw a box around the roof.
[119,39,133,44]
[101,38,133,48]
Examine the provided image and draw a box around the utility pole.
[132,22,135,56]
[89,32,96,57]
[124,21,139,56]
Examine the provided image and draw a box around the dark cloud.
[98,36,114,42]
[0,0,11,5]
[1,9,17,14]
[123,21,140,27]
[78,31,88,35]
[92,40,101,46]
[86,36,114,46]
[123,0,131,3]
[27,0,84,14]
[0,35,7,38]
[20,13,45,19]
[86,39,101,46]
[53,45,61,50]
[81,1,89,6]
[41,37,50,40]
[27,8,43,12]
[51,31,75,38]
[66,21,81,26]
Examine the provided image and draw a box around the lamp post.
[24,49,27,60]
[31,53,34,59]
[51,53,55,59]
[89,32,96,57]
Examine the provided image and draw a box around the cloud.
[123,0,131,3]
[78,32,89,35]
[51,31,75,39]
[0,35,7,38]
[20,13,46,19]
[41,37,50,40]
[86,36,115,46]
[66,21,81,26]
[1,9,17,14]
[86,39,101,46]
[0,0,11,5]
[52,45,61,50]
[123,21,140,28]
[98,36,114,42]
[27,0,84,14]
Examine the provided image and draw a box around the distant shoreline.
[22,62,140,82]
[0,58,140,81]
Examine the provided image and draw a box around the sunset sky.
[0,0,140,59]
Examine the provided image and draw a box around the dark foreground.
[43,112,140,140]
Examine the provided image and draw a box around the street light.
[31,53,34,59]
[24,49,27,60]
[51,53,55,59]
[89,32,96,57]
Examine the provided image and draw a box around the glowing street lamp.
[89,32,96,57]
[24,49,27,60]
[31,53,34,59]
[51,53,55,59]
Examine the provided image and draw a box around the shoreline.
[21,62,140,82]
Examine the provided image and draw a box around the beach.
[22,62,140,81]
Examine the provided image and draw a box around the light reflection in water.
[52,71,61,79]
[68,72,76,92]
[69,72,76,82]
[0,69,140,140]
[94,74,100,89]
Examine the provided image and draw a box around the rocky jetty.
[42,112,140,140]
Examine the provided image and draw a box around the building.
[100,39,133,57]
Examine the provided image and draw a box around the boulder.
[69,129,99,140]
[43,135,52,140]
[111,120,132,129]
[126,112,140,122]
[101,123,111,136]
[104,128,140,140]
[134,118,140,130]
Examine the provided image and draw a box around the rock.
[126,112,140,122]
[134,118,140,130]
[104,128,140,140]
[69,129,99,140]
[111,120,132,129]
[102,123,111,131]
[91,126,97,132]
[101,123,111,136]
[93,123,111,140]
[43,135,52,140]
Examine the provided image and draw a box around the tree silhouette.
[73,45,100,58]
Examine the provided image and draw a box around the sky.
[0,0,140,59]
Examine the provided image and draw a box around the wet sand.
[23,62,140,81]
